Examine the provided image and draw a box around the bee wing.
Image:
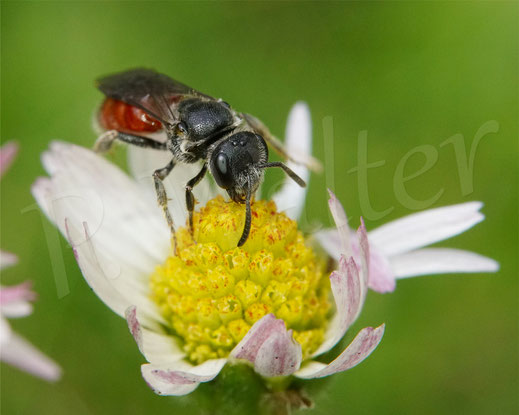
[243,112,323,173]
[96,68,214,125]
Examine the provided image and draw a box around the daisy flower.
[1,141,62,381]
[31,103,495,400]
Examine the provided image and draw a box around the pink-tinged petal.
[314,221,371,356]
[368,202,484,257]
[318,230,395,293]
[315,229,396,293]
[253,328,302,377]
[141,358,226,396]
[0,141,18,177]
[0,251,18,270]
[272,102,312,221]
[367,248,396,293]
[357,218,369,293]
[295,324,385,379]
[125,306,143,351]
[312,256,360,356]
[1,332,62,381]
[125,306,185,363]
[230,314,302,377]
[230,314,282,361]
[391,248,499,279]
[327,190,352,258]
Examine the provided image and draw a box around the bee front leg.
[153,160,178,252]
[185,164,208,234]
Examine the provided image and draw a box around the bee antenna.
[258,162,306,188]
[237,181,252,247]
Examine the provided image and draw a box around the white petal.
[272,102,312,220]
[368,202,484,257]
[230,313,302,377]
[326,190,353,258]
[1,332,62,381]
[127,146,218,226]
[314,229,341,260]
[32,142,168,328]
[391,248,500,279]
[0,141,18,177]
[125,306,185,364]
[36,142,170,267]
[59,219,140,319]
[0,251,18,270]
[141,358,226,396]
[295,324,385,379]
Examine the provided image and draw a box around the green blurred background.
[1,2,517,414]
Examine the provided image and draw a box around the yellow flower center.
[150,196,331,365]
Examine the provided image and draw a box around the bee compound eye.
[177,121,188,134]
[217,153,227,174]
[212,152,233,189]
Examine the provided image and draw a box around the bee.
[94,68,320,247]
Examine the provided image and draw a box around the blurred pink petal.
[1,327,62,381]
[0,281,36,318]
[1,141,61,381]
[0,141,18,178]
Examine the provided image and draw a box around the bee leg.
[185,164,208,235]
[153,160,178,252]
[94,130,167,153]
[237,184,253,247]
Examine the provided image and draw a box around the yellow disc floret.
[150,196,331,365]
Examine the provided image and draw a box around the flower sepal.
[181,363,313,415]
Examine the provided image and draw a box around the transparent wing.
[243,112,322,172]
[97,68,214,125]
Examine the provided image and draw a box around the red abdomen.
[99,98,163,133]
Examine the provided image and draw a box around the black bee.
[95,68,320,247]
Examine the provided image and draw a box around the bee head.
[209,132,268,203]
[209,131,306,247]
